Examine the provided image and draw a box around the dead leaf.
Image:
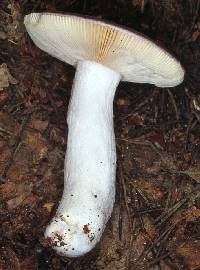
[43,202,55,213]
[50,128,66,145]
[192,20,200,41]
[6,130,49,182]
[23,130,49,161]
[0,182,16,199]
[176,240,200,269]
[185,206,200,221]
[0,90,9,103]
[115,98,130,106]
[7,2,23,41]
[128,113,144,125]
[192,31,200,42]
[0,111,20,136]
[180,165,200,182]
[0,63,18,90]
[1,181,37,209]
[140,181,165,200]
[7,194,27,209]
[28,118,49,132]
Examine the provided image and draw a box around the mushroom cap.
[24,13,184,87]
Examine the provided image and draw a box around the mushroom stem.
[45,60,121,257]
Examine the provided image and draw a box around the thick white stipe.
[45,61,121,257]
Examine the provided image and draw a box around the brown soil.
[0,1,200,269]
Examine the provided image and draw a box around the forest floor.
[0,1,200,269]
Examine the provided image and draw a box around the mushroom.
[24,13,184,257]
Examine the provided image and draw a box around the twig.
[134,222,178,268]
[167,89,179,122]
[154,198,187,228]
[148,251,171,267]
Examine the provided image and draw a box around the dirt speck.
[83,224,91,234]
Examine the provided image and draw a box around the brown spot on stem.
[83,224,91,234]
[55,233,63,241]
